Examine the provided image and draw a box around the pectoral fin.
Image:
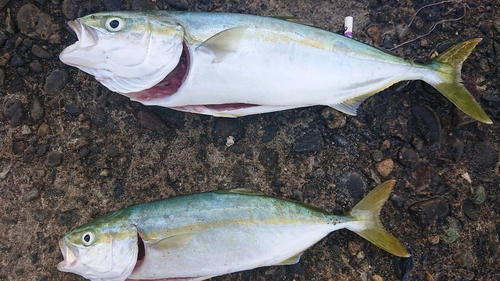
[196,26,249,63]
[153,233,195,251]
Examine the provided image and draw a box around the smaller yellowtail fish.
[59,11,492,123]
[57,180,410,281]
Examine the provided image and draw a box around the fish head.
[57,216,139,281]
[59,11,185,94]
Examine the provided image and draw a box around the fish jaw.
[57,238,78,271]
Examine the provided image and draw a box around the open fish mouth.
[57,239,78,270]
[59,20,100,66]
[67,20,99,48]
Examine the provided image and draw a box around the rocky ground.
[1,0,499,280]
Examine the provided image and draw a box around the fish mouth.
[57,239,77,271]
[59,20,99,65]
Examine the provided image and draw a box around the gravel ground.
[1,0,499,280]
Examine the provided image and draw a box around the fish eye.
[81,232,95,246]
[104,17,125,32]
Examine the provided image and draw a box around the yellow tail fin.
[348,180,410,257]
[424,38,492,124]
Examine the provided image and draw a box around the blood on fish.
[129,41,190,101]
[173,103,260,113]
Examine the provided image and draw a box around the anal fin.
[276,251,305,265]
[329,93,374,116]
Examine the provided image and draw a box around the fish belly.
[128,222,334,279]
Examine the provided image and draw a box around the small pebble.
[21,125,32,135]
[356,250,365,260]
[31,96,44,122]
[4,99,24,126]
[0,31,7,47]
[398,147,418,167]
[365,25,381,46]
[420,38,430,48]
[113,183,125,199]
[390,194,404,208]
[395,23,409,42]
[17,67,29,75]
[138,109,174,136]
[380,140,391,150]
[44,70,68,95]
[371,274,383,281]
[395,253,414,281]
[438,217,459,244]
[30,60,43,72]
[322,107,346,129]
[35,143,49,157]
[347,241,362,256]
[463,200,479,221]
[0,68,4,86]
[31,45,52,59]
[100,169,109,177]
[453,249,474,268]
[0,53,10,66]
[166,0,189,10]
[89,146,100,154]
[10,53,24,66]
[37,123,49,135]
[293,131,324,152]
[292,190,303,202]
[471,186,486,205]
[411,136,424,150]
[371,150,383,162]
[317,260,328,269]
[425,271,434,281]
[64,105,81,115]
[23,189,40,202]
[106,144,120,158]
[47,152,62,167]
[376,158,393,177]
[30,252,39,263]
[427,234,439,245]
[408,197,448,225]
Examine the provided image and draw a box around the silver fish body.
[57,181,409,281]
[59,11,492,123]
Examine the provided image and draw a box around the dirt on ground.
[1,0,499,280]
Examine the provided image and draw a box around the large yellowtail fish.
[57,180,409,281]
[59,11,491,123]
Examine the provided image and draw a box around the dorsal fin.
[196,26,248,63]
[214,188,264,196]
[272,16,317,27]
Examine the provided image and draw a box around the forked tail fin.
[347,180,410,257]
[424,38,492,124]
